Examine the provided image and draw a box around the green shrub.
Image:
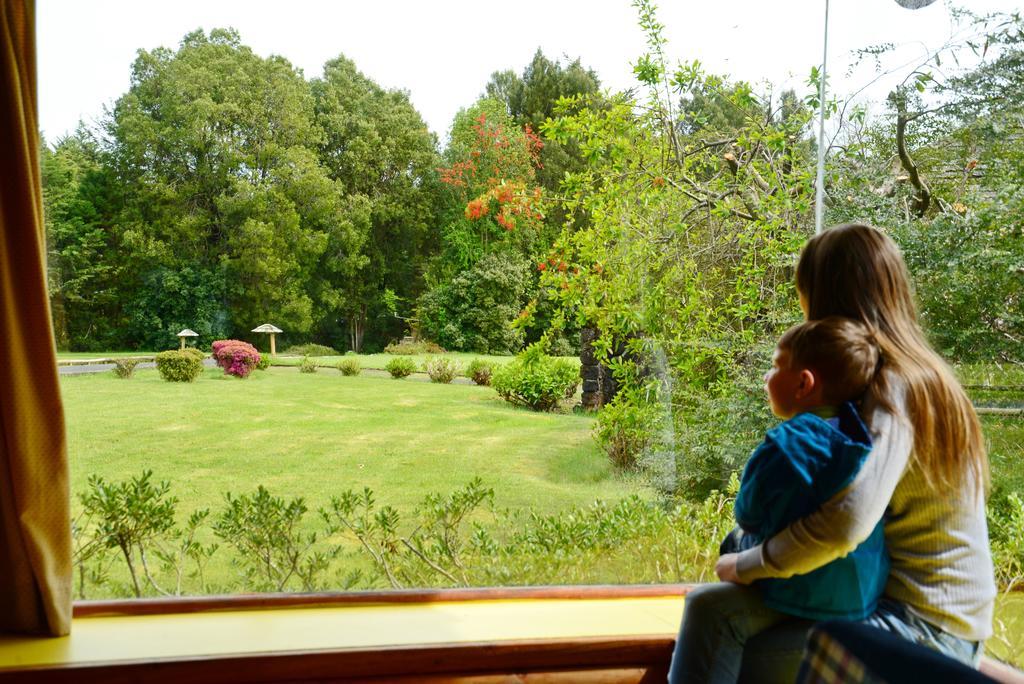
[181,348,206,362]
[113,358,140,379]
[155,350,204,382]
[256,354,271,371]
[384,340,446,355]
[299,356,318,373]
[465,359,493,386]
[385,357,417,379]
[668,367,776,499]
[425,357,459,383]
[336,358,361,376]
[65,471,1024,608]
[321,478,736,590]
[79,470,178,597]
[417,251,532,353]
[546,334,578,357]
[491,347,580,411]
[595,395,661,469]
[213,486,330,592]
[282,343,340,357]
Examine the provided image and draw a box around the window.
[37,10,1023,663]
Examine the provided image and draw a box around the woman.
[669,223,995,683]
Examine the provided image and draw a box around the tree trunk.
[50,292,69,350]
[893,91,932,217]
[349,305,366,353]
[121,545,141,598]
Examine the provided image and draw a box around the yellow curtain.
[0,0,72,636]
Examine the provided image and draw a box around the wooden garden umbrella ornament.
[177,328,198,351]
[252,323,283,355]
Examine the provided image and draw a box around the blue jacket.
[721,402,889,621]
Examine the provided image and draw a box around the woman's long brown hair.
[796,223,988,497]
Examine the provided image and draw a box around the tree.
[417,99,547,352]
[41,128,122,350]
[123,266,228,350]
[826,8,1024,361]
[106,28,348,342]
[434,98,545,274]
[43,30,446,351]
[485,50,601,228]
[312,55,442,351]
[487,49,599,128]
[418,251,532,353]
[531,1,1023,495]
[677,75,755,135]
[535,0,814,493]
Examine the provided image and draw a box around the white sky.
[37,0,1020,142]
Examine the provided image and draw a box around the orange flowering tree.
[435,99,546,271]
[418,99,550,352]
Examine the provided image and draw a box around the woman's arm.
[734,396,913,582]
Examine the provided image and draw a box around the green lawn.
[59,360,1023,518]
[985,414,1024,495]
[62,367,635,521]
[955,361,1024,499]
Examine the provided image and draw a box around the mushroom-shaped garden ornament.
[177,328,199,351]
[251,323,283,355]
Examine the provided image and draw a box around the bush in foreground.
[211,340,260,378]
[425,358,459,383]
[491,347,579,411]
[78,470,178,597]
[155,350,204,382]
[71,473,737,598]
[299,356,318,373]
[336,358,360,376]
[385,357,417,379]
[213,486,326,592]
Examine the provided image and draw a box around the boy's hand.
[715,553,748,584]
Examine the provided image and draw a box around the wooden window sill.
[0,585,691,683]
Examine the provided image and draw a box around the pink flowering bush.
[211,340,261,379]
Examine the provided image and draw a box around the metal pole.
[815,0,830,234]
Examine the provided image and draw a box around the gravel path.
[58,359,217,375]
[57,360,475,384]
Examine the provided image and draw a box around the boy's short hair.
[778,317,880,405]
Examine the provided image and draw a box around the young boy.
[719,316,888,620]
